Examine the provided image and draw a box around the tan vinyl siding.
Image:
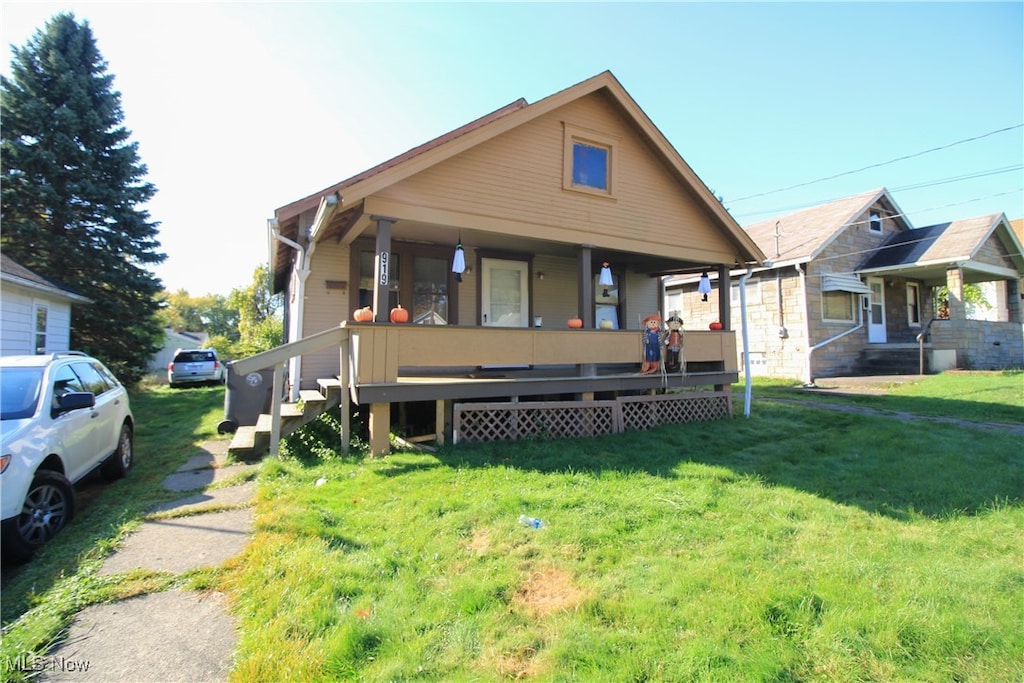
[533,255,578,327]
[300,241,350,387]
[458,246,479,324]
[624,271,659,330]
[374,91,734,261]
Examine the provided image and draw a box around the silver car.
[167,348,223,388]
[1,352,134,563]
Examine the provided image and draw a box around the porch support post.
[372,216,394,322]
[435,399,452,445]
[578,245,594,327]
[269,361,286,457]
[369,402,390,456]
[718,264,731,330]
[1006,278,1021,324]
[578,245,596,377]
[339,334,350,455]
[946,266,966,320]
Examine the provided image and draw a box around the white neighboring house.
[0,254,90,356]
[148,328,209,375]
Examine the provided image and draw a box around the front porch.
[225,322,740,458]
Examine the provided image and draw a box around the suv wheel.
[101,422,134,480]
[4,471,76,562]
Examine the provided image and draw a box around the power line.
[726,124,1024,204]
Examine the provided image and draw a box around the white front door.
[481,258,529,327]
[867,277,887,343]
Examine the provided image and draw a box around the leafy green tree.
[1,13,164,383]
[156,289,239,340]
[228,264,283,357]
[935,283,990,320]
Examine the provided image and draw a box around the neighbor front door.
[867,277,887,343]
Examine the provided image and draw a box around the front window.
[822,291,856,322]
[572,142,608,190]
[34,305,48,354]
[1,367,44,420]
[563,123,617,197]
[907,283,921,326]
[730,278,761,305]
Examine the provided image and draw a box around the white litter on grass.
[315,477,327,487]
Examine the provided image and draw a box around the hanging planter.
[567,317,584,328]
[353,306,374,322]
[390,304,409,324]
[709,321,723,331]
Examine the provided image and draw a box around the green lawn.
[753,371,1024,425]
[2,374,1021,682]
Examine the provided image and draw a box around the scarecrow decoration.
[663,314,685,373]
[640,314,663,374]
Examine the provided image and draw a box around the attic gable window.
[563,123,617,198]
[869,212,883,233]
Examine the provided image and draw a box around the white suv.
[1,352,134,563]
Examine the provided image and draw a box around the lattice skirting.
[453,392,732,444]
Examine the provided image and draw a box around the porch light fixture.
[452,240,466,282]
[698,271,712,302]
[599,262,613,297]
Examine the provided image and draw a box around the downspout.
[269,194,336,401]
[795,263,810,384]
[271,221,308,402]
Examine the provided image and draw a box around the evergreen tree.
[1,13,164,383]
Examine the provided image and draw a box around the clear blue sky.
[3,2,1022,296]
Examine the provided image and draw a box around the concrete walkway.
[39,440,256,683]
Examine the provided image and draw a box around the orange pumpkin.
[567,317,584,328]
[709,321,723,330]
[390,304,409,324]
[353,307,374,322]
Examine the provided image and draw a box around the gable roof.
[859,213,1024,283]
[271,71,763,280]
[741,188,908,267]
[0,254,90,303]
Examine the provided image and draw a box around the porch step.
[226,378,344,461]
[856,346,929,375]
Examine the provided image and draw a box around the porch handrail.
[916,318,937,375]
[227,323,349,377]
[226,323,350,457]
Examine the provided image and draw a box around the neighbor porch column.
[372,216,395,322]
[1007,279,1021,324]
[718,264,731,330]
[946,266,966,320]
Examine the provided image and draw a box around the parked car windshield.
[0,367,44,420]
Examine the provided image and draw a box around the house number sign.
[379,251,389,286]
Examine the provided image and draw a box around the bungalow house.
[665,188,1024,383]
[231,71,765,456]
[0,254,90,356]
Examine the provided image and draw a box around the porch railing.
[225,322,739,455]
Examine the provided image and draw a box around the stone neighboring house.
[666,188,1023,382]
[0,254,90,356]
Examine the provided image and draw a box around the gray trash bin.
[218,366,275,434]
